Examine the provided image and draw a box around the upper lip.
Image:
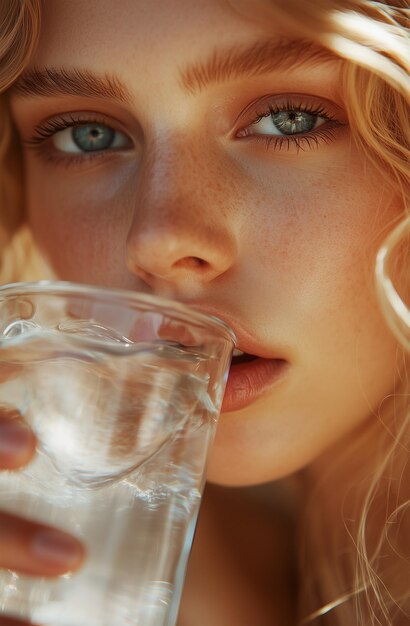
[187,303,284,361]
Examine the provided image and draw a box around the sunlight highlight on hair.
[376,215,410,352]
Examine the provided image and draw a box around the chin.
[205,444,303,487]
[205,405,325,487]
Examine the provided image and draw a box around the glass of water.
[0,281,235,626]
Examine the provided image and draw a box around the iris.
[271,110,317,135]
[72,124,115,151]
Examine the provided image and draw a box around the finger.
[0,408,36,469]
[0,617,37,626]
[0,363,23,384]
[0,512,85,577]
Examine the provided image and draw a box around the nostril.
[173,256,208,270]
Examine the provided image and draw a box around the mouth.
[231,348,258,365]
[182,303,288,413]
[222,348,288,413]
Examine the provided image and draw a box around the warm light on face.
[8,0,404,485]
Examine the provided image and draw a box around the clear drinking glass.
[0,281,235,626]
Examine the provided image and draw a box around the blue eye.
[245,109,325,138]
[53,123,129,153]
[270,110,318,135]
[71,124,115,151]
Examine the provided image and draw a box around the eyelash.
[24,99,344,168]
[25,113,127,167]
[236,99,344,152]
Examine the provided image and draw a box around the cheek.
[243,148,402,310]
[26,159,137,284]
[245,157,403,389]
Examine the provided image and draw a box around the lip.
[222,356,287,413]
[187,303,289,413]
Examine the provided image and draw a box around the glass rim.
[0,281,237,345]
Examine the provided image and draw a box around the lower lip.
[221,357,287,413]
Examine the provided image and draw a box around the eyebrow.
[11,38,340,102]
[180,38,341,94]
[11,67,132,102]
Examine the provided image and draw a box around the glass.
[0,281,235,626]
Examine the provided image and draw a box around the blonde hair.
[1,1,409,624]
[0,0,40,228]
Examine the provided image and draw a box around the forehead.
[35,0,272,68]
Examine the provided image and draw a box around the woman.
[0,0,409,624]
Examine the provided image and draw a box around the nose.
[126,141,237,292]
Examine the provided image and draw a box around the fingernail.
[0,419,32,455]
[31,530,83,567]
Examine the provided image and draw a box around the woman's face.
[9,0,403,485]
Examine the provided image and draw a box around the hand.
[0,407,85,625]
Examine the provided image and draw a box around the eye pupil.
[72,124,115,152]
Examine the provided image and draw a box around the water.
[0,329,219,626]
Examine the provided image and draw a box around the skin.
[0,0,405,623]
